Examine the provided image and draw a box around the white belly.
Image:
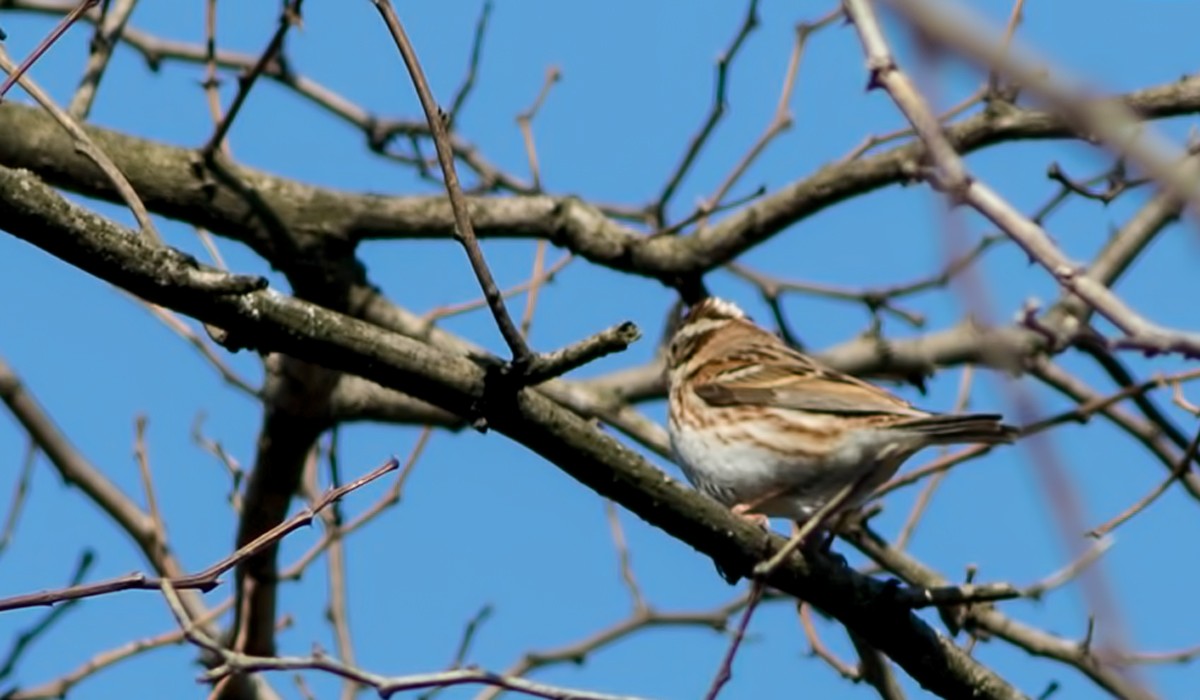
[668,411,898,522]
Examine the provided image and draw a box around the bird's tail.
[895,413,1019,445]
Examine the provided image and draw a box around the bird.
[665,296,1017,543]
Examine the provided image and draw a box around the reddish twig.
[281,429,432,579]
[702,582,764,700]
[0,458,398,613]
[0,0,99,100]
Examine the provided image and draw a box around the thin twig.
[371,0,531,364]
[423,254,574,324]
[515,66,560,192]
[132,416,167,560]
[985,0,1026,94]
[448,605,493,670]
[138,299,259,396]
[67,0,137,118]
[894,365,975,550]
[653,0,760,227]
[0,355,211,625]
[519,322,642,385]
[306,438,359,700]
[417,604,495,700]
[201,0,302,158]
[281,429,432,579]
[0,458,398,613]
[200,0,223,131]
[798,603,860,679]
[160,577,648,700]
[475,591,769,700]
[847,524,1154,700]
[520,241,548,338]
[5,600,232,700]
[445,0,493,127]
[1031,361,1200,502]
[0,551,95,682]
[603,501,646,613]
[702,582,764,700]
[0,0,99,100]
[840,87,985,163]
[192,413,245,512]
[0,42,160,240]
[702,7,841,217]
[1024,538,1113,601]
[194,228,229,269]
[728,262,926,328]
[514,65,561,336]
[0,440,37,560]
[1088,421,1200,538]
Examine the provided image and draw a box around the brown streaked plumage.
[665,297,1017,529]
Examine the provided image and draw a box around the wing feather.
[693,346,925,417]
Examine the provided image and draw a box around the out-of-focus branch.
[846,0,1200,362]
[971,181,1200,356]
[882,0,1200,219]
[66,0,137,117]
[302,442,357,700]
[0,438,36,560]
[845,1,1139,669]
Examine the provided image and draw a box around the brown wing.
[693,345,926,418]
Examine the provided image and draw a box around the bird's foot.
[730,503,770,530]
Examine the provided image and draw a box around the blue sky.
[1,1,1199,698]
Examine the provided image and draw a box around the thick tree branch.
[847,525,1153,700]
[0,165,1026,700]
[3,70,1200,279]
